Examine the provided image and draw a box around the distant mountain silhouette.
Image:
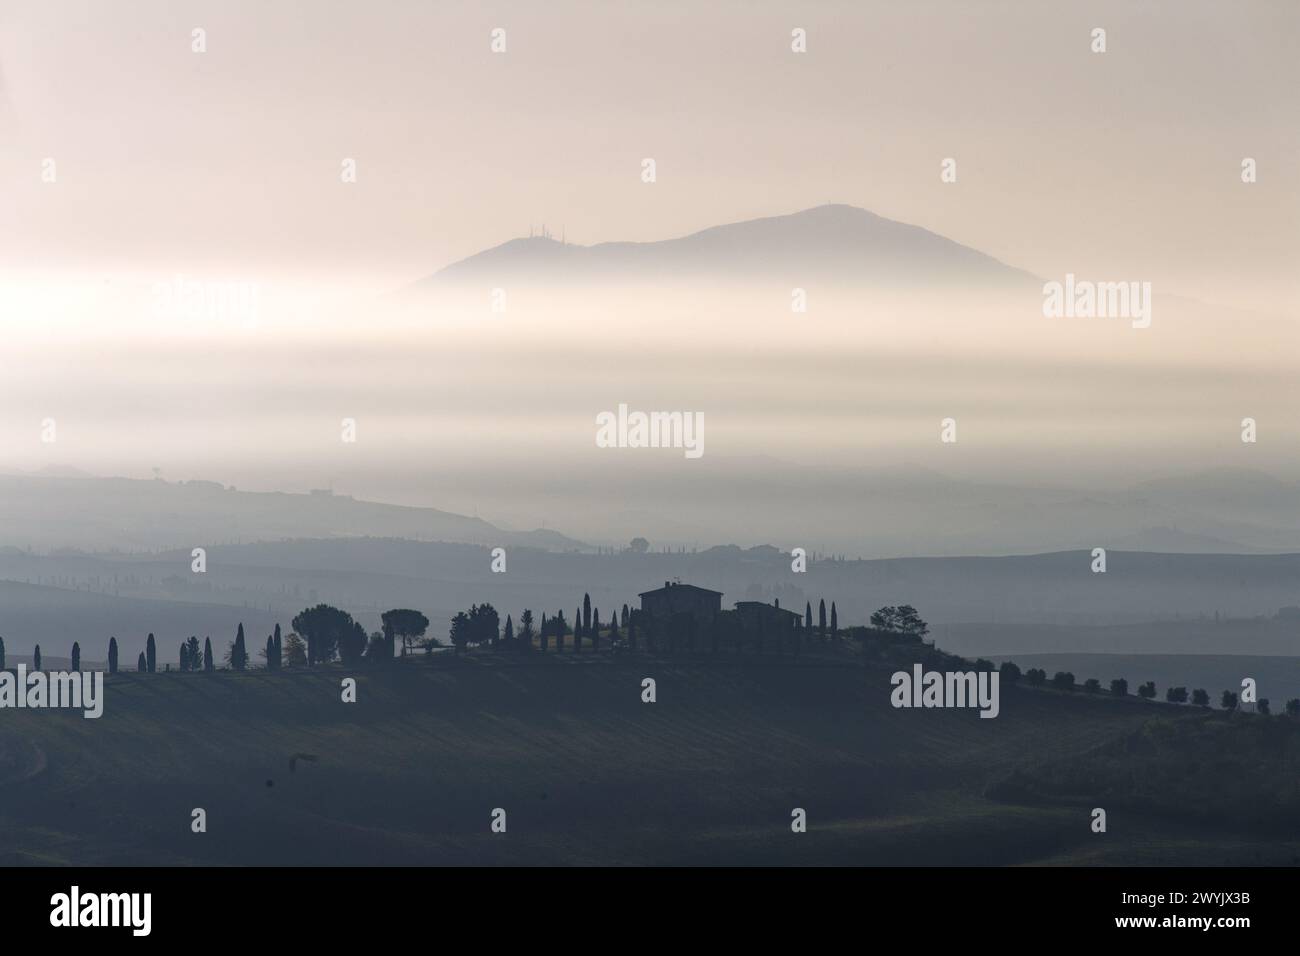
[0,474,585,553]
[411,204,1037,289]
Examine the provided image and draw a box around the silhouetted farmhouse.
[634,584,813,655]
[733,600,802,633]
[639,582,722,621]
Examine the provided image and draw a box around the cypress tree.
[591,609,600,651]
[583,593,591,636]
[504,614,514,648]
[137,651,146,672]
[621,604,629,628]
[519,609,534,653]
[830,602,838,641]
[146,632,157,672]
[818,600,827,640]
[203,637,214,672]
[805,602,813,631]
[107,636,118,674]
[574,606,583,652]
[273,623,282,669]
[232,624,248,671]
[179,643,189,672]
[608,609,618,641]
[266,635,275,669]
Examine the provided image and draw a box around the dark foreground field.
[1,655,1299,866]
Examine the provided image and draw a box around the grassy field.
[1,651,1298,866]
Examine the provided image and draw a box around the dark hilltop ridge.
[1,598,1297,866]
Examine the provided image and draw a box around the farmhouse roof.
[638,582,724,598]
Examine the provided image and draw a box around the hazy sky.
[1,0,1295,307]
[1,0,1297,549]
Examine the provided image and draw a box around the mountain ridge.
[411,204,1039,289]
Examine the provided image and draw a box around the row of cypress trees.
[517,598,628,653]
[2,599,832,671]
[0,624,277,674]
[563,593,625,649]
[178,635,213,672]
[0,635,100,672]
[265,623,283,669]
[803,599,839,639]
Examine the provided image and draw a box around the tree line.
[0,591,876,672]
[21,593,1287,723]
[997,661,1299,716]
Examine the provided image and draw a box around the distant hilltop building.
[638,582,722,621]
[527,223,565,243]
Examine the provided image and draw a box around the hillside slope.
[0,657,1295,866]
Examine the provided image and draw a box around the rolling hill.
[0,474,584,553]
[1,650,1297,866]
